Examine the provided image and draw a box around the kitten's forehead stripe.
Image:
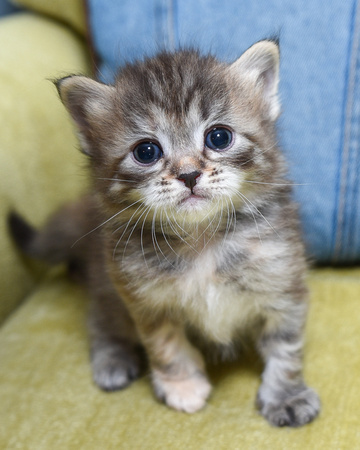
[115,51,230,127]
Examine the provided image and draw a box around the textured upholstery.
[0,269,360,448]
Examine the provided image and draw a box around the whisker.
[222,195,237,245]
[165,210,199,254]
[160,209,182,260]
[112,201,144,235]
[236,190,281,240]
[113,202,146,260]
[200,198,222,250]
[151,208,161,262]
[71,199,142,248]
[199,200,219,225]
[242,180,313,186]
[122,205,151,264]
[205,199,224,248]
[97,178,137,183]
[140,206,153,267]
[195,201,222,243]
[152,208,175,268]
[231,198,237,238]
[235,191,262,244]
[225,196,232,236]
[170,210,192,239]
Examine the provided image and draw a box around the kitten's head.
[57,40,283,224]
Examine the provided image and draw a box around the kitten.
[10,40,320,427]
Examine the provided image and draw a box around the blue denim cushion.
[87,0,360,264]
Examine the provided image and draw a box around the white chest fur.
[139,245,262,345]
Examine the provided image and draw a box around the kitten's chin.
[176,194,215,221]
[180,194,205,207]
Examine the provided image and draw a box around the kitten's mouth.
[178,193,208,212]
[181,193,205,203]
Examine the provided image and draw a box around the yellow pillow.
[0,13,90,323]
[11,0,86,35]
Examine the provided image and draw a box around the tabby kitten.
[11,40,320,426]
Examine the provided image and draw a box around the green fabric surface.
[0,268,359,449]
[0,13,90,322]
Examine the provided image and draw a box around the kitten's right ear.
[55,76,116,156]
[229,40,280,121]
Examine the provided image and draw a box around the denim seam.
[333,0,360,262]
[343,1,360,261]
[167,0,176,51]
[154,0,168,50]
[154,0,176,51]
[171,0,179,50]
[347,61,360,261]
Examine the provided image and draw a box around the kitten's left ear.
[230,40,280,121]
[55,75,116,156]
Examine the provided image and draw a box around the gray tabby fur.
[11,40,320,426]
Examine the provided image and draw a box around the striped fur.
[18,41,320,426]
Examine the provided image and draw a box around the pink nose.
[177,171,201,190]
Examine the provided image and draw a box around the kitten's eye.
[205,127,233,151]
[133,142,163,164]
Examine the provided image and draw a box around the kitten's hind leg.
[256,302,320,427]
[88,288,146,391]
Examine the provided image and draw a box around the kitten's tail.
[8,196,96,270]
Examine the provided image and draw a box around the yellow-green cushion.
[0,13,90,322]
[11,0,86,35]
[0,268,359,448]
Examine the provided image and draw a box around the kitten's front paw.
[257,386,320,427]
[91,341,145,391]
[152,371,212,413]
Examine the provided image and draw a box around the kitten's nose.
[178,171,201,190]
